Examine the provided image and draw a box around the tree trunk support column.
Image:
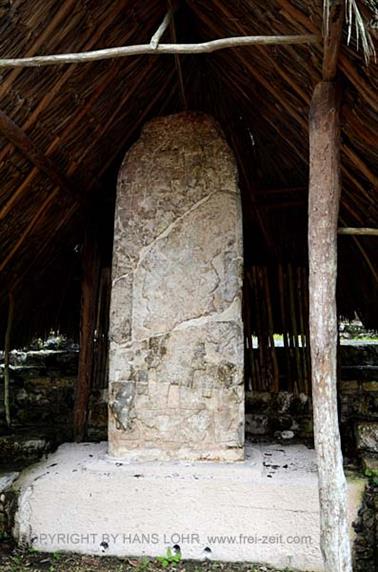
[308,81,352,572]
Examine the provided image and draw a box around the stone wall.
[108,112,244,461]
[353,481,378,572]
[245,345,378,469]
[0,348,107,466]
[1,344,376,464]
[0,349,77,465]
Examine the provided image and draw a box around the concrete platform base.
[13,443,365,572]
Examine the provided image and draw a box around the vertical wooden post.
[73,226,101,441]
[309,81,352,572]
[3,291,14,427]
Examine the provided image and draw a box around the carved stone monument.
[108,112,244,461]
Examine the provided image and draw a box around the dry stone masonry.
[108,112,244,461]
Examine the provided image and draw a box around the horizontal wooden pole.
[0,35,320,68]
[338,227,378,236]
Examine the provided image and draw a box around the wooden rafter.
[0,0,375,347]
[0,110,77,219]
[0,0,133,167]
[211,53,370,230]
[0,0,78,100]
[0,61,121,219]
[94,65,178,181]
[275,0,377,110]
[203,0,378,199]
[2,60,177,283]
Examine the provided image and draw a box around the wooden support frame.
[338,227,378,236]
[0,34,320,68]
[0,110,77,218]
[322,0,345,80]
[150,10,173,49]
[309,82,352,572]
[73,226,101,442]
[308,4,354,570]
[3,292,14,427]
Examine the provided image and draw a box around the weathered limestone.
[108,113,244,461]
[13,442,366,571]
[356,422,378,453]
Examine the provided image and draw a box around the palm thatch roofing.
[0,0,377,346]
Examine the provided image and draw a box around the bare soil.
[0,543,295,572]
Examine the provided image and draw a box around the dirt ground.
[0,543,295,572]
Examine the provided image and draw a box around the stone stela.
[108,112,245,461]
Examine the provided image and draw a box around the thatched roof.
[0,0,376,345]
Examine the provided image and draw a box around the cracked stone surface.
[108,112,244,461]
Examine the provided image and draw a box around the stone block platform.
[13,443,364,572]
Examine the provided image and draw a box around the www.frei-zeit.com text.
[33,532,313,547]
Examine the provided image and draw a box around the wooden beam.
[322,0,345,80]
[0,0,132,167]
[0,62,120,220]
[308,81,352,572]
[73,225,101,442]
[0,110,77,216]
[208,0,377,199]
[338,227,378,236]
[276,0,377,110]
[343,145,378,189]
[0,59,173,278]
[0,35,320,68]
[0,0,78,100]
[150,10,173,49]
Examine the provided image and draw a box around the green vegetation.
[156,548,182,568]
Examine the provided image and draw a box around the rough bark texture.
[309,81,352,571]
[108,112,244,461]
